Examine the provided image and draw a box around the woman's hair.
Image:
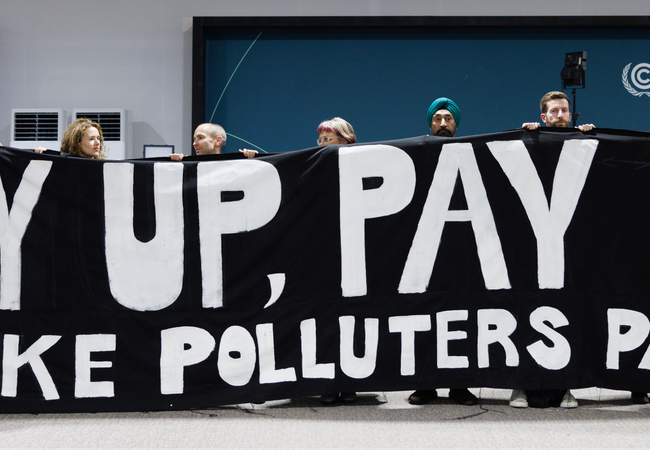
[60,118,107,159]
[317,117,356,144]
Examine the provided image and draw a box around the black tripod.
[570,88,580,128]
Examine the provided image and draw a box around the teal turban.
[427,97,461,128]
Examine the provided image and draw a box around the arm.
[169,153,184,161]
[522,122,541,130]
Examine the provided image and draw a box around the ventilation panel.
[10,109,66,150]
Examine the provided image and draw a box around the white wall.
[1,0,649,158]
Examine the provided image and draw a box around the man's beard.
[549,118,570,128]
[435,128,454,137]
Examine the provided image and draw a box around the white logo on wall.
[622,63,650,97]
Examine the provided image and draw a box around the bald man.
[170,123,257,161]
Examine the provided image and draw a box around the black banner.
[2,128,650,413]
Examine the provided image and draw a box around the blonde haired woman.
[35,118,107,159]
[60,118,107,159]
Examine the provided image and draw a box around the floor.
[1,388,649,449]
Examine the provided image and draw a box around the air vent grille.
[13,112,60,141]
[74,112,122,140]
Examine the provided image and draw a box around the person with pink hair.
[316,117,357,405]
[316,117,356,146]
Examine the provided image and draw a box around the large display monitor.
[193,16,650,154]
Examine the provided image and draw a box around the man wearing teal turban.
[408,97,478,408]
[426,97,461,137]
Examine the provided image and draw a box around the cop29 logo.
[622,63,650,97]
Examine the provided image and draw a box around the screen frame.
[191,15,650,138]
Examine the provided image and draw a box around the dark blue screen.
[205,27,650,153]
